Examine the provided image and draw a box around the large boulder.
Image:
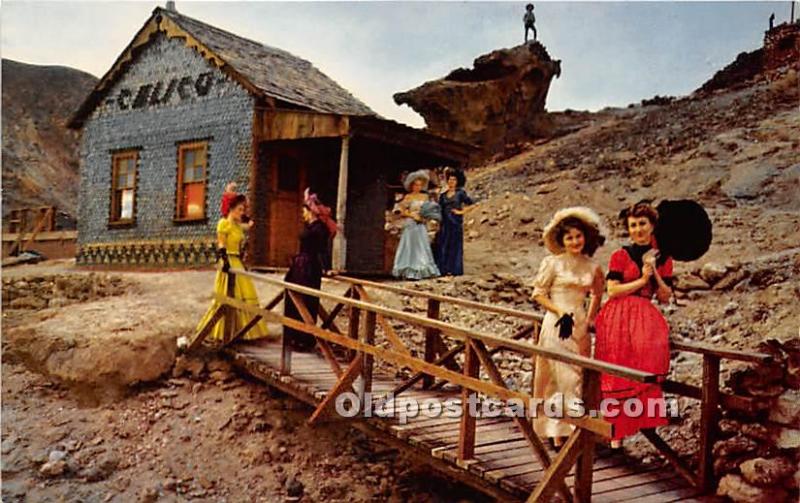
[394,42,561,159]
[717,473,789,502]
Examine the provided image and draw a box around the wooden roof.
[69,7,375,128]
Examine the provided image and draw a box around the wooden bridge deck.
[229,341,704,502]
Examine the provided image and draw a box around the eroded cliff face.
[394,42,560,160]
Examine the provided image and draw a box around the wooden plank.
[591,474,686,502]
[217,292,614,435]
[619,484,700,503]
[433,438,529,461]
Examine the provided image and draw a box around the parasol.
[655,199,712,262]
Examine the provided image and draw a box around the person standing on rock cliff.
[524,4,537,43]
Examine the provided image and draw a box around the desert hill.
[1,59,97,220]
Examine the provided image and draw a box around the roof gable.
[70,7,375,128]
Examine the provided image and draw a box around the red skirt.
[595,295,670,439]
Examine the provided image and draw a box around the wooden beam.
[226,291,284,346]
[287,290,342,378]
[698,354,720,493]
[470,340,572,503]
[527,429,586,503]
[662,379,765,413]
[307,355,363,425]
[258,110,350,141]
[188,306,225,351]
[361,311,376,400]
[354,285,412,357]
[641,428,698,488]
[424,299,441,389]
[458,341,479,464]
[575,368,601,503]
[332,134,350,271]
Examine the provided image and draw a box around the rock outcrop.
[394,42,560,160]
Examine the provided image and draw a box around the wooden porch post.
[332,134,350,271]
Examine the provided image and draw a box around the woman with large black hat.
[594,201,674,448]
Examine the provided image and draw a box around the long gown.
[594,244,673,440]
[195,218,269,341]
[392,199,440,280]
[435,188,474,276]
[532,254,603,438]
[284,219,330,350]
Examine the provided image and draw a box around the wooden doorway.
[267,152,307,267]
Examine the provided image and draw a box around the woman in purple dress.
[283,190,337,351]
[435,168,476,276]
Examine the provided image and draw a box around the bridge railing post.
[223,269,236,344]
[347,288,361,362]
[423,298,441,389]
[458,339,479,464]
[360,310,376,404]
[698,354,721,493]
[575,368,601,502]
[280,285,292,375]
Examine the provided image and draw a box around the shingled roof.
[70,7,375,127]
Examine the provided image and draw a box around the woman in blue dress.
[392,170,441,280]
[436,168,476,276]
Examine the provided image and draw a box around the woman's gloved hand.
[217,247,231,273]
[555,313,574,340]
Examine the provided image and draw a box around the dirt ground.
[2,262,489,503]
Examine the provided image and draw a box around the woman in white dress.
[531,207,606,449]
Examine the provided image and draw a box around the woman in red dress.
[594,202,673,448]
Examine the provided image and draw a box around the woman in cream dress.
[531,207,605,448]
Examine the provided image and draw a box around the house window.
[110,151,138,224]
[176,141,208,221]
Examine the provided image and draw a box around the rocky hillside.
[1,59,97,220]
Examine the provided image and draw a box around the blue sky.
[1,1,791,127]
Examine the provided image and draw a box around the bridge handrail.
[330,276,773,365]
[331,275,545,323]
[237,269,659,384]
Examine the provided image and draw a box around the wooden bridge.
[188,269,772,502]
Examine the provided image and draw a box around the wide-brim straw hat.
[403,169,430,191]
[542,207,605,254]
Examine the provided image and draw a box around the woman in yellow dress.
[195,194,269,341]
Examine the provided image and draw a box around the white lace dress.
[531,253,603,438]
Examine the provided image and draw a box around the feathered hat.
[542,207,606,255]
[403,169,430,192]
[304,188,338,238]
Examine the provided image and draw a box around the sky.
[1,1,792,127]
